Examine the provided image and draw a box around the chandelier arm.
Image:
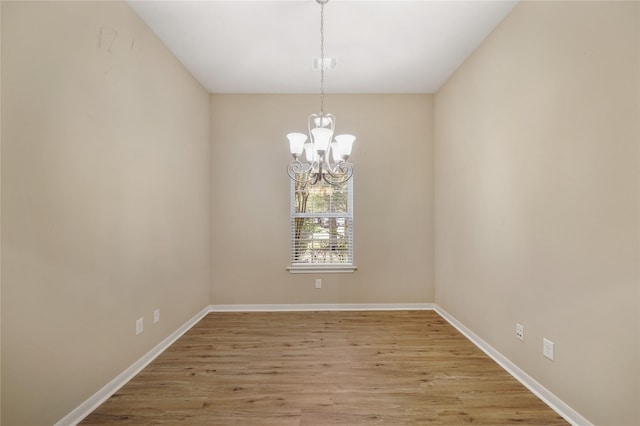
[324,160,350,176]
[322,161,353,186]
[288,171,315,185]
[322,170,353,186]
[287,160,314,184]
[311,172,321,185]
[326,113,335,133]
[308,113,316,137]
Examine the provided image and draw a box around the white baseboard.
[57,302,589,426]
[56,302,433,425]
[209,302,436,312]
[54,305,211,426]
[434,306,592,426]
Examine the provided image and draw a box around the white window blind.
[290,177,354,267]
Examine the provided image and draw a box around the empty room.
[1,0,638,425]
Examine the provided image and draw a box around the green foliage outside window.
[292,176,351,264]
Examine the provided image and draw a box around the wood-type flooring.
[82,310,568,425]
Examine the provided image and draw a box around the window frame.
[287,177,356,274]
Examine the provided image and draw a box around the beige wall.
[434,1,639,425]
[3,0,637,424]
[1,2,210,425]
[210,94,434,305]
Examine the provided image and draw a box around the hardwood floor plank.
[81,311,567,425]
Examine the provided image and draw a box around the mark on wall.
[98,27,117,53]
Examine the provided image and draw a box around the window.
[288,177,355,273]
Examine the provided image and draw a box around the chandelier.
[287,0,355,186]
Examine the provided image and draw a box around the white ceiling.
[128,0,518,94]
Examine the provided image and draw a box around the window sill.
[287,264,358,274]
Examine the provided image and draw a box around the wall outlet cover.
[543,338,554,360]
[515,323,524,341]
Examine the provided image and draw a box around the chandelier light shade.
[287,133,307,158]
[287,0,355,186]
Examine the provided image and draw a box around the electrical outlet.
[543,338,554,360]
[136,318,144,335]
[153,309,160,324]
[515,323,524,341]
[315,278,322,289]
